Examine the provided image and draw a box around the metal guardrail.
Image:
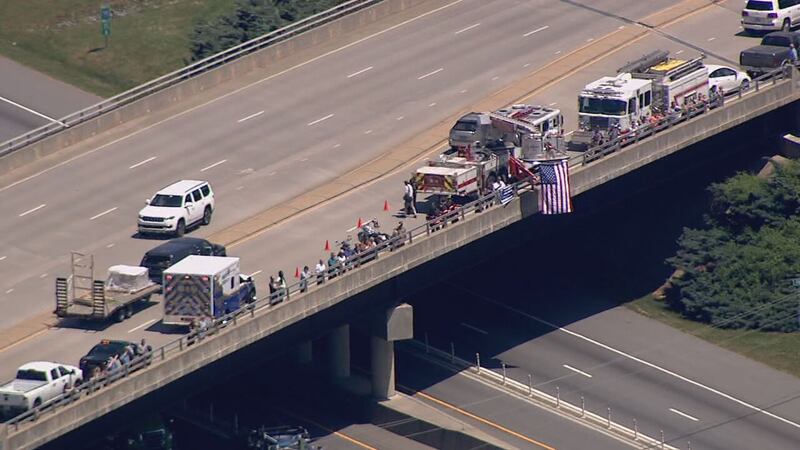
[0,0,383,159]
[4,61,798,432]
[567,64,797,169]
[4,179,535,430]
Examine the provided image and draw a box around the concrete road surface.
[0,56,101,142]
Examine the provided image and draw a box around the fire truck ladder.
[486,111,538,135]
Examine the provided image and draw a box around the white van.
[138,180,215,236]
[742,0,800,32]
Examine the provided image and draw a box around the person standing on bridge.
[315,259,326,285]
[790,43,799,65]
[403,181,416,218]
[278,270,288,302]
[300,266,310,293]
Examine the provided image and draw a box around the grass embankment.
[0,0,235,97]
[627,295,800,378]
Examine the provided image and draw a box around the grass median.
[627,295,800,378]
[0,0,235,97]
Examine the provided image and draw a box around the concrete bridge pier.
[370,303,413,400]
[327,324,351,379]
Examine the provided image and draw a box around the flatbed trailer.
[55,252,160,323]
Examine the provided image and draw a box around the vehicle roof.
[164,255,239,276]
[156,180,207,196]
[764,31,799,39]
[145,237,210,256]
[18,361,64,371]
[583,75,650,96]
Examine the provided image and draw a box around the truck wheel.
[202,207,212,225]
[175,219,186,237]
[115,308,126,323]
[782,19,791,32]
[33,398,42,409]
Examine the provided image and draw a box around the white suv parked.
[138,180,215,237]
[742,0,800,32]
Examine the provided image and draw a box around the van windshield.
[745,1,773,10]
[579,97,627,115]
[150,194,182,207]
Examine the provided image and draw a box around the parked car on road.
[79,339,141,378]
[739,31,800,76]
[741,0,800,33]
[0,362,82,419]
[140,237,227,284]
[138,180,215,237]
[706,64,752,93]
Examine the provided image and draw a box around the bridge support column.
[327,324,350,379]
[295,340,313,365]
[370,303,413,400]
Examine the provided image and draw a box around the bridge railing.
[4,178,537,430]
[569,64,796,168]
[5,62,797,432]
[0,0,383,159]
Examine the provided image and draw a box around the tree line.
[666,160,800,332]
[190,0,344,61]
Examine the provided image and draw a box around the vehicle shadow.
[146,320,188,335]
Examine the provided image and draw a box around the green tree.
[667,161,800,332]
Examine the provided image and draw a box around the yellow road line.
[275,407,378,450]
[414,390,557,450]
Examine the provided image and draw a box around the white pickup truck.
[0,362,83,419]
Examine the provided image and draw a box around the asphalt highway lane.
[0,0,680,329]
[3,1,799,448]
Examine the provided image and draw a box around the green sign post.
[100,5,112,47]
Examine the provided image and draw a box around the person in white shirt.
[315,260,326,285]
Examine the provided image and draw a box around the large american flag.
[538,159,572,214]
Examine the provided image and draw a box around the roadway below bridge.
[1,0,799,448]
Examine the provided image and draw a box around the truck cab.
[573,74,653,147]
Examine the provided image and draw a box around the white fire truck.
[571,50,709,148]
[416,104,566,198]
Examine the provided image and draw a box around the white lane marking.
[669,408,700,422]
[523,63,531,68]
[308,113,334,126]
[0,0,469,196]
[201,159,227,172]
[455,23,480,34]
[459,89,468,94]
[128,319,157,333]
[237,110,264,123]
[106,243,114,248]
[491,76,499,81]
[333,143,341,148]
[586,38,594,42]
[417,68,444,80]
[129,156,156,169]
[19,204,46,217]
[523,25,549,37]
[707,37,716,42]
[548,102,557,106]
[39,273,48,278]
[364,129,373,135]
[563,364,593,378]
[471,292,800,430]
[0,256,6,261]
[555,50,562,55]
[618,25,626,30]
[5,289,13,294]
[428,102,437,107]
[89,207,117,221]
[460,322,488,335]
[396,116,405,121]
[0,95,67,126]
[249,270,262,277]
[347,66,373,78]
[299,157,309,162]
[675,50,684,55]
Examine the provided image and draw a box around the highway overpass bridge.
[1,63,798,449]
